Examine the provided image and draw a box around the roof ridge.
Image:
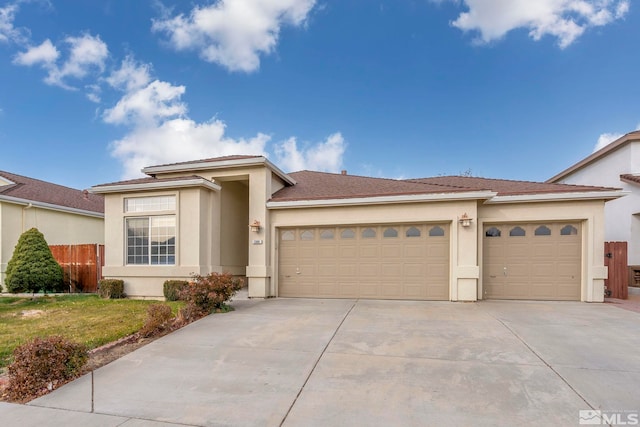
[0,170,90,192]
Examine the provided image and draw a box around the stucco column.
[246,169,271,297]
[454,203,480,301]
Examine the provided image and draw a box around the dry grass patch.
[0,295,183,370]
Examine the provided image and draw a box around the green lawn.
[0,295,183,369]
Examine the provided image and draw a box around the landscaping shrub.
[98,279,125,299]
[6,336,87,401]
[178,272,242,322]
[139,303,174,337]
[163,280,188,301]
[5,228,64,294]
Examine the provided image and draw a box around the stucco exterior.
[92,156,620,302]
[548,131,639,264]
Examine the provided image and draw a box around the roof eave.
[90,178,222,194]
[484,190,627,204]
[0,195,104,218]
[267,191,497,209]
[547,131,640,183]
[141,157,296,186]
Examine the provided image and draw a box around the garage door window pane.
[281,230,295,241]
[534,225,551,236]
[429,226,445,237]
[485,227,501,237]
[320,229,334,239]
[340,228,355,239]
[361,228,376,238]
[406,227,421,237]
[561,225,578,236]
[300,230,314,240]
[509,226,526,237]
[383,227,398,238]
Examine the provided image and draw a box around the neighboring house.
[548,130,639,266]
[0,171,105,289]
[91,155,622,302]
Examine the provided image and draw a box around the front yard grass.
[0,294,183,369]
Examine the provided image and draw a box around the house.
[548,130,639,269]
[0,171,105,289]
[90,155,622,302]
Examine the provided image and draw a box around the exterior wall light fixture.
[249,220,261,233]
[459,213,473,227]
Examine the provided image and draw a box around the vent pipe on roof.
[341,170,347,175]
[83,189,89,200]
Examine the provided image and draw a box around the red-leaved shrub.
[7,336,87,401]
[177,272,242,323]
[139,303,174,338]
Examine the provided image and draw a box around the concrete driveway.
[2,298,639,426]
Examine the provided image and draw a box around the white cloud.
[274,132,345,172]
[13,33,108,90]
[449,0,630,48]
[593,132,622,151]
[44,34,109,87]
[13,39,59,65]
[152,0,316,72]
[103,80,187,125]
[110,118,270,178]
[0,3,25,44]
[106,56,152,92]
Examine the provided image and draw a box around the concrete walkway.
[2,298,639,426]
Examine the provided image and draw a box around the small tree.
[5,228,64,294]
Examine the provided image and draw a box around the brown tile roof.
[620,174,640,185]
[270,171,619,202]
[407,176,617,196]
[0,171,104,213]
[271,171,477,201]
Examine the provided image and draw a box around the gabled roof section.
[90,175,221,194]
[547,130,640,183]
[0,170,104,215]
[270,171,491,203]
[408,176,617,196]
[141,155,295,186]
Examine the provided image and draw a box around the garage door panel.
[483,222,581,301]
[279,224,450,300]
[358,263,381,277]
[359,245,379,258]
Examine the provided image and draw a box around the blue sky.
[0,0,637,190]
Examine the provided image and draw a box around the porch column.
[246,169,271,298]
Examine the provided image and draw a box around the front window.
[125,195,176,213]
[126,216,176,265]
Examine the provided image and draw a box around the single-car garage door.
[278,224,450,300]
[483,222,581,300]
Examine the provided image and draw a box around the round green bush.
[5,228,64,294]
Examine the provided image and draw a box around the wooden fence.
[50,244,104,293]
[604,241,628,299]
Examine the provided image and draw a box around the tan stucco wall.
[153,165,287,297]
[102,187,221,298]
[220,181,249,274]
[0,201,104,288]
[478,199,607,302]
[269,199,480,301]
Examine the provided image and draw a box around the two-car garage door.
[278,224,450,300]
